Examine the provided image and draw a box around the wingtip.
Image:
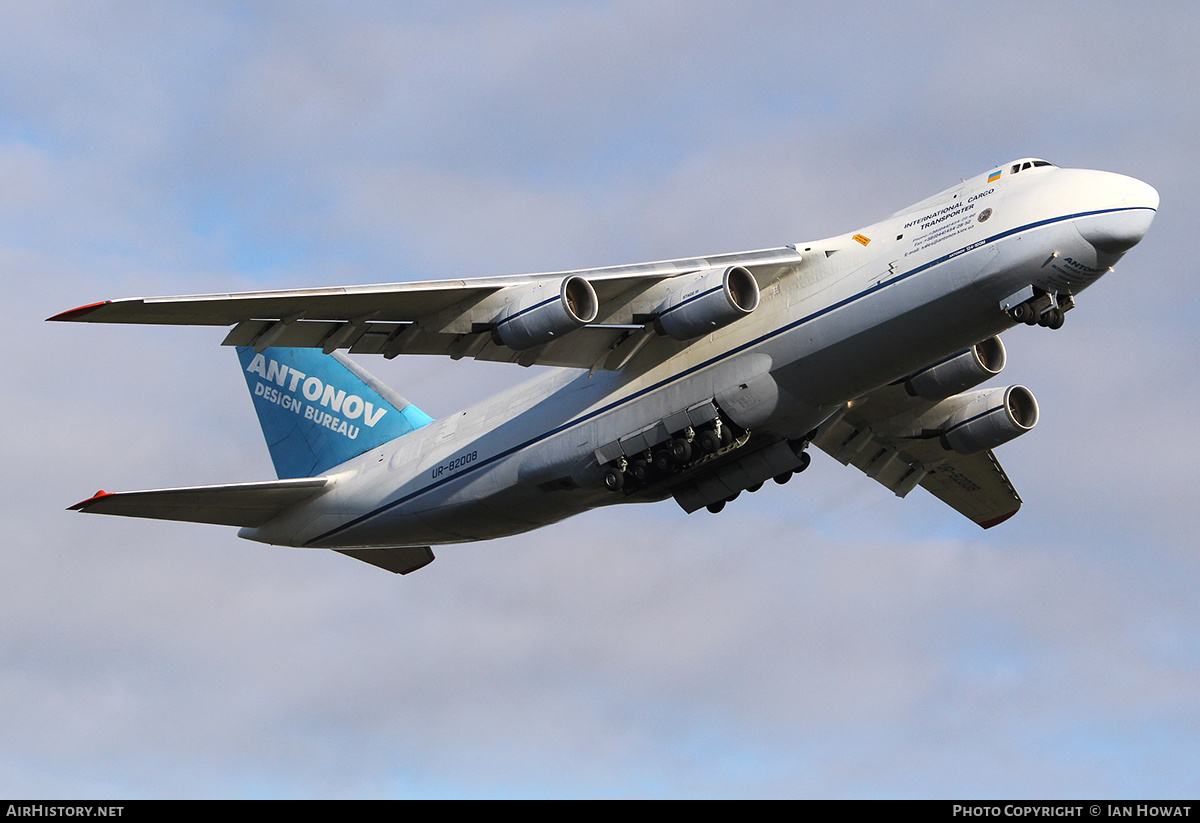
[979,507,1020,529]
[47,301,110,322]
[69,490,113,511]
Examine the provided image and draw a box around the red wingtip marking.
[47,301,110,322]
[69,490,112,511]
[979,508,1020,529]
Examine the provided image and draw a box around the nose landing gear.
[1008,289,1074,330]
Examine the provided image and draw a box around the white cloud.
[3,0,1199,799]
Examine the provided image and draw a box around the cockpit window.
[1010,159,1055,174]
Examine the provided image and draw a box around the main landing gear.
[704,444,811,514]
[601,417,736,495]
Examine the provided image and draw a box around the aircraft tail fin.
[236,347,434,478]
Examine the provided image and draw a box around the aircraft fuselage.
[241,160,1158,550]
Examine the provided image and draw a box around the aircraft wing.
[811,385,1023,529]
[49,247,804,371]
[68,477,330,528]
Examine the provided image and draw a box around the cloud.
[3,0,1199,799]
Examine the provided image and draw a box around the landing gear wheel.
[706,500,725,514]
[630,459,649,483]
[795,451,811,473]
[652,449,674,475]
[774,471,792,484]
[602,466,625,492]
[1011,302,1036,324]
[1045,308,1065,330]
[698,429,721,454]
[669,437,693,463]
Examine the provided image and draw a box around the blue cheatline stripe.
[659,284,725,318]
[944,407,1006,436]
[309,205,1154,545]
[941,390,1036,438]
[496,294,560,327]
[910,346,970,377]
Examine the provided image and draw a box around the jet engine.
[493,276,599,350]
[654,265,760,341]
[905,337,1007,401]
[938,385,1039,455]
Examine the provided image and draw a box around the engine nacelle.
[938,385,1039,455]
[654,265,759,341]
[493,276,599,350]
[905,336,1007,401]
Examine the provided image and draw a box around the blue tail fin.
[237,347,434,478]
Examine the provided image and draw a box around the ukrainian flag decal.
[988,170,1002,183]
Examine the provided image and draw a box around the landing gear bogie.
[702,438,814,514]
[1008,289,1073,331]
[601,413,747,494]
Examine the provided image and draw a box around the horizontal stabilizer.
[69,477,329,528]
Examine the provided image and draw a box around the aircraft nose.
[1076,174,1159,254]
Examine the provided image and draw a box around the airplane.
[50,158,1159,575]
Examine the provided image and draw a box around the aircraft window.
[1011,159,1055,175]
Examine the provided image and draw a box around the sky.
[3,0,1199,799]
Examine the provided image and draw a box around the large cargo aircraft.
[52,159,1158,574]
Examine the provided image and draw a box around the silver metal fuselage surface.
[241,163,1158,550]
